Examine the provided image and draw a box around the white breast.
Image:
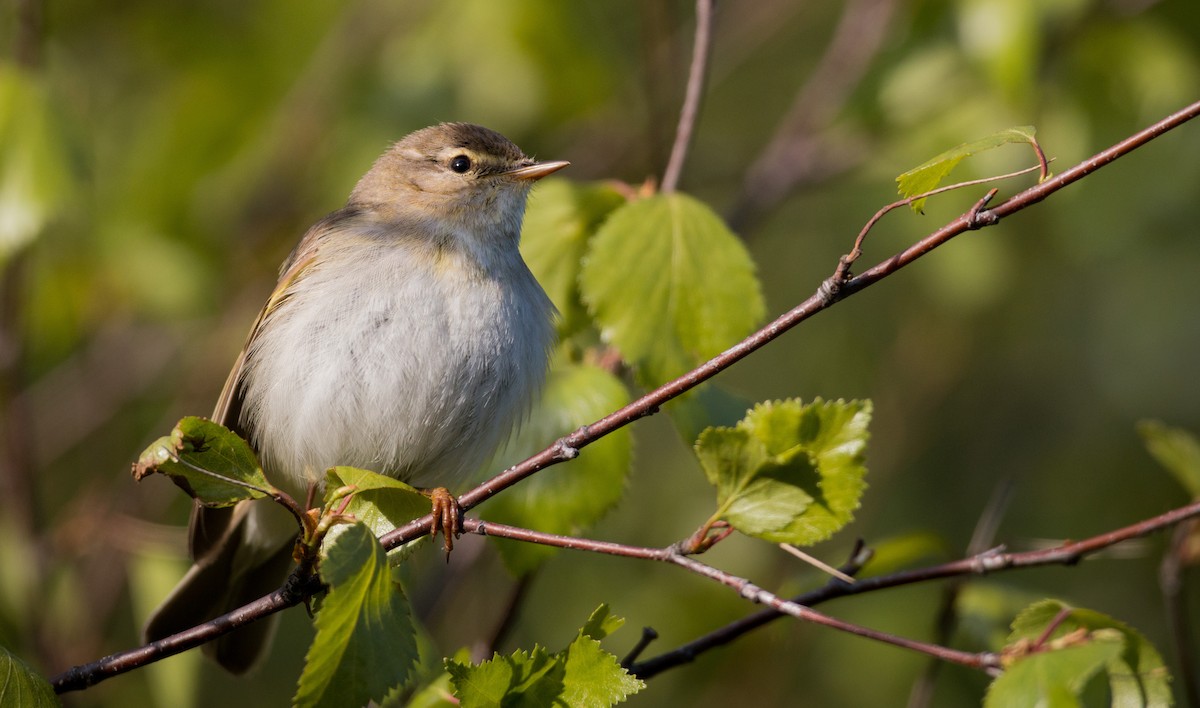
[239,237,555,495]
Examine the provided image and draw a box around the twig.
[50,98,1200,693]
[661,0,715,193]
[778,543,856,584]
[631,494,1200,678]
[382,99,1200,556]
[836,163,1046,281]
[468,519,998,673]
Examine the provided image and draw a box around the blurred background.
[2,0,1199,705]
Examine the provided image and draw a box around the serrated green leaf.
[1000,600,1173,708]
[449,647,565,708]
[696,399,871,545]
[562,633,644,706]
[294,522,418,708]
[521,178,626,336]
[324,467,431,557]
[579,192,764,388]
[447,607,640,707]
[0,644,60,708]
[483,359,632,576]
[132,417,274,507]
[897,126,1037,213]
[1138,420,1200,498]
[579,604,625,642]
[0,66,71,263]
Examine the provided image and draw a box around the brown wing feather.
[187,214,339,560]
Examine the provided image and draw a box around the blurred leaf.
[579,192,765,388]
[132,417,275,506]
[993,600,1173,707]
[987,637,1122,708]
[1138,420,1200,498]
[296,522,418,708]
[696,399,871,545]
[0,65,71,263]
[897,126,1037,212]
[859,532,947,577]
[447,605,641,707]
[482,358,631,576]
[667,383,755,446]
[0,644,59,707]
[521,178,626,335]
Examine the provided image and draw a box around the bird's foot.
[425,487,462,559]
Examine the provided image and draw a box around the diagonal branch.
[631,494,1200,678]
[51,97,1200,694]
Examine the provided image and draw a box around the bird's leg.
[423,487,462,558]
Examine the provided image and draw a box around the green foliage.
[295,522,419,708]
[987,600,1172,707]
[132,417,276,506]
[1138,420,1200,498]
[446,605,642,707]
[0,644,59,707]
[0,65,71,265]
[521,178,627,335]
[896,126,1038,212]
[695,399,871,545]
[482,358,632,575]
[579,191,765,388]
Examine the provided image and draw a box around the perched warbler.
[144,123,565,673]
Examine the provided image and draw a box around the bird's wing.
[188,217,333,560]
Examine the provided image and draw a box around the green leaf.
[294,522,418,708]
[993,600,1173,708]
[482,358,632,576]
[579,192,765,388]
[987,639,1123,708]
[561,633,643,706]
[1138,420,1200,498]
[449,647,564,708]
[896,126,1037,213]
[0,644,60,708]
[0,66,71,263]
[521,178,626,336]
[324,467,432,557]
[447,606,641,707]
[132,417,275,506]
[579,604,624,642]
[696,399,871,545]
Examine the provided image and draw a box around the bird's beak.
[505,160,570,181]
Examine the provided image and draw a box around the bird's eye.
[449,155,472,173]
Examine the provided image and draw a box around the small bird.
[143,123,565,673]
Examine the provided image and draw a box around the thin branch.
[51,98,1200,693]
[468,519,998,673]
[631,494,1200,678]
[661,0,715,193]
[381,97,1200,555]
[837,162,1048,279]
